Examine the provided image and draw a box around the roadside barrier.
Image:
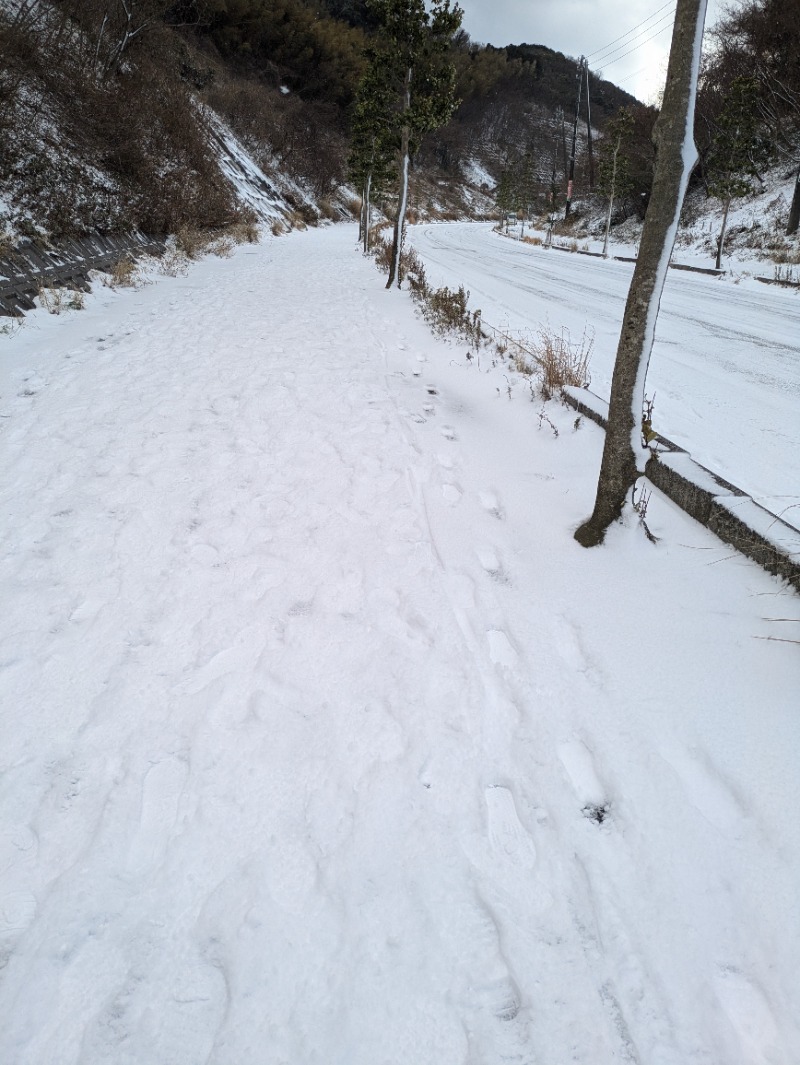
[480,319,800,592]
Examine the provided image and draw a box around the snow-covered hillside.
[1,226,798,1065]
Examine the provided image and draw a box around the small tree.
[575,0,708,548]
[495,168,517,230]
[598,108,634,258]
[348,59,395,252]
[367,0,462,289]
[706,76,771,269]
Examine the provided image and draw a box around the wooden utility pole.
[564,56,585,218]
[585,59,595,190]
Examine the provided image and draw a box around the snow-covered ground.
[411,222,800,521]
[1,225,799,1065]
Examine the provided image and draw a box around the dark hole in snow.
[427,388,438,395]
[583,803,610,824]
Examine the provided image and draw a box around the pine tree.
[365,0,462,288]
[706,77,771,269]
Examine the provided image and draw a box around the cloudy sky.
[458,0,724,105]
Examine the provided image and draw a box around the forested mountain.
[0,0,640,241]
[0,0,797,243]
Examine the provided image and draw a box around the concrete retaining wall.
[0,232,165,316]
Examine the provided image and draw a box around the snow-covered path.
[1,226,799,1065]
[411,222,800,516]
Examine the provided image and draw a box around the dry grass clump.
[158,241,191,277]
[367,231,484,346]
[772,246,800,265]
[166,216,261,266]
[317,199,339,222]
[104,255,143,288]
[175,225,215,260]
[209,235,236,258]
[286,210,309,231]
[532,324,593,398]
[228,219,260,244]
[36,282,85,314]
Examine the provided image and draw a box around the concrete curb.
[500,230,726,277]
[562,386,800,592]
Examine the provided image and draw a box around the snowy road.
[1,226,799,1065]
[411,222,800,516]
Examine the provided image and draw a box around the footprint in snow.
[485,786,537,870]
[479,490,504,520]
[441,483,462,506]
[0,824,38,877]
[476,546,509,584]
[126,757,188,876]
[440,425,457,440]
[558,740,610,819]
[455,894,536,1065]
[660,746,746,836]
[487,629,517,668]
[0,891,37,936]
[715,967,782,1062]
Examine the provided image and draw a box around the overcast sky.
[458,0,724,105]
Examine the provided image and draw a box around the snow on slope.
[1,226,799,1065]
[203,109,318,228]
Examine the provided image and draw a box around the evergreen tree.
[705,77,771,269]
[366,0,462,288]
[348,59,395,251]
[598,108,634,258]
[494,169,516,229]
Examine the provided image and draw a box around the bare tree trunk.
[363,173,372,253]
[575,0,707,548]
[387,67,412,290]
[787,163,800,236]
[602,193,614,259]
[602,143,619,258]
[715,194,731,270]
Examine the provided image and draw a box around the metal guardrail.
[0,232,165,316]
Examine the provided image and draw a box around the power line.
[585,1,675,61]
[590,9,676,68]
[594,19,674,69]
[614,64,650,86]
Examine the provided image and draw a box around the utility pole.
[565,55,585,219]
[585,59,595,190]
[547,107,562,247]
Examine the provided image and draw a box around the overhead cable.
[583,1,677,61]
[589,9,676,68]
